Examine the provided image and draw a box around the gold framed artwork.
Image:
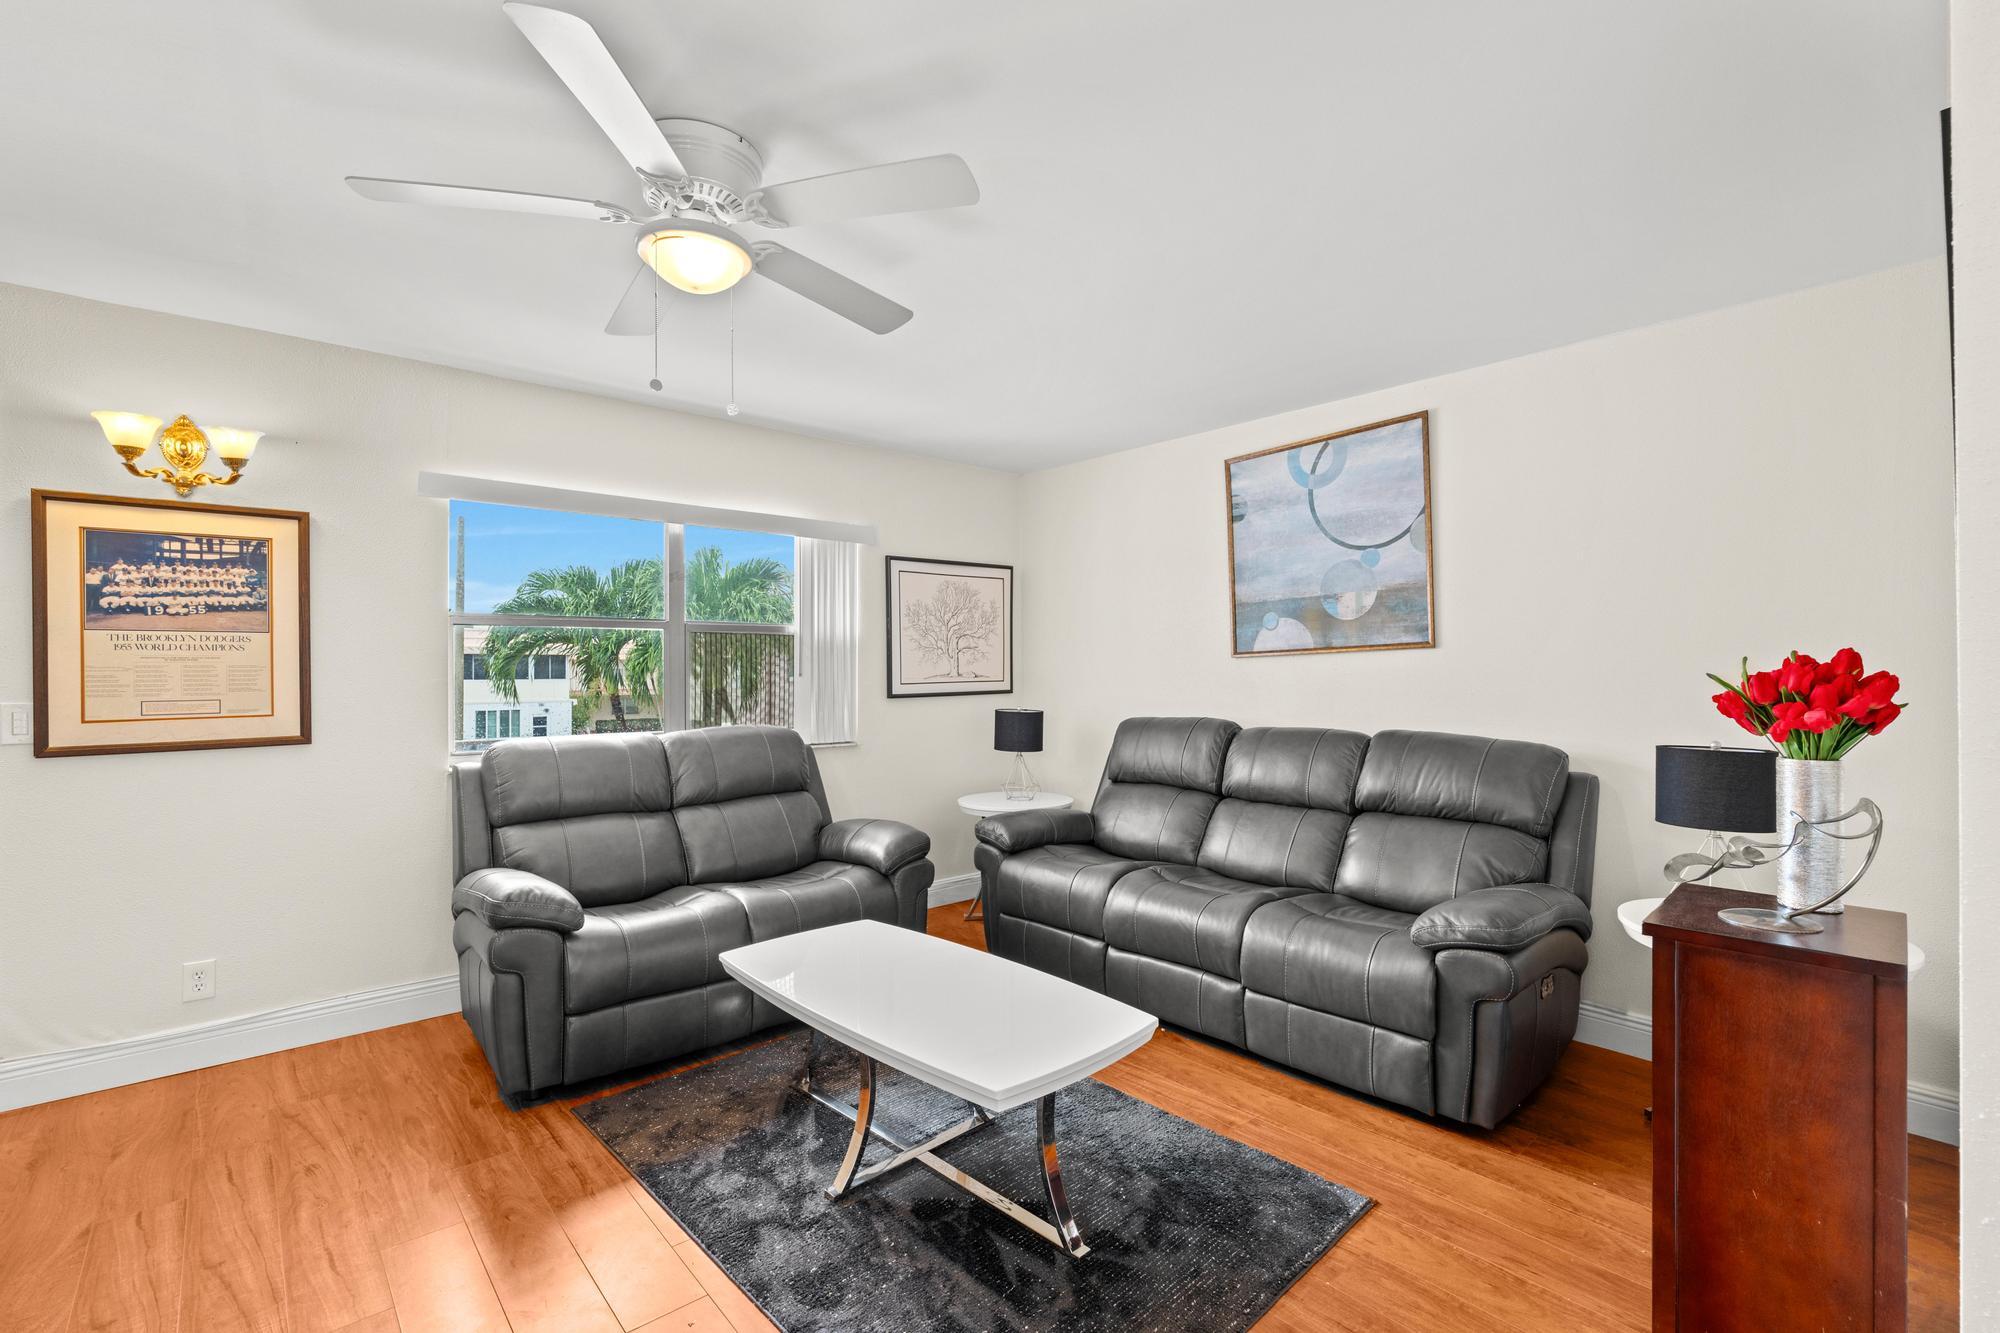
[1224,411,1435,656]
[31,490,311,757]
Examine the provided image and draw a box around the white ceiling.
[0,1,1948,471]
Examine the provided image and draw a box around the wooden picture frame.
[31,489,312,757]
[884,555,1013,698]
[1223,410,1435,657]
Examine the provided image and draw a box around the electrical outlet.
[183,959,217,1002]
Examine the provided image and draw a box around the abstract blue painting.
[1225,412,1434,655]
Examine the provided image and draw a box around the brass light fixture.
[92,411,264,497]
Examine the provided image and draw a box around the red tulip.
[1867,702,1903,735]
[1768,701,1807,743]
[1836,692,1877,723]
[1857,671,1900,707]
[1829,647,1864,677]
[1712,690,1758,734]
[1808,680,1854,712]
[1800,706,1841,733]
[1777,654,1819,695]
[1746,671,1780,705]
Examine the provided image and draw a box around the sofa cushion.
[1196,800,1350,892]
[482,733,672,826]
[714,860,900,941]
[988,843,1155,940]
[1240,894,1437,1039]
[1220,727,1370,811]
[1102,864,1314,981]
[1102,716,1240,792]
[1355,730,1570,838]
[564,885,751,1013]
[493,811,690,909]
[1333,812,1548,915]
[1092,784,1222,864]
[674,790,828,883]
[664,725,818,807]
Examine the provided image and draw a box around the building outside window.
[447,501,796,753]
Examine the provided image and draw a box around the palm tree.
[684,548,793,623]
[686,548,794,726]
[483,560,663,732]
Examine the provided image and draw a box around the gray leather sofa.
[450,726,934,1098]
[974,718,1598,1128]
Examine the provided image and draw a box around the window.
[448,502,806,753]
[472,708,521,740]
[684,526,796,729]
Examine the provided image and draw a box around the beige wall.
[1015,260,1960,1095]
[1951,0,1998,1306]
[0,283,1018,1061]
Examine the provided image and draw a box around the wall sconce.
[91,411,263,498]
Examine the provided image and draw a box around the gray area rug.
[575,1030,1372,1332]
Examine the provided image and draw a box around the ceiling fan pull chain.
[648,268,662,391]
[726,287,740,417]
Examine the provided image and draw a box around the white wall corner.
[1574,1002,1960,1146]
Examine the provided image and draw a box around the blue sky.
[448,501,794,613]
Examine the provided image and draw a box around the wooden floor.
[0,904,1960,1332]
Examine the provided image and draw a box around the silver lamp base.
[1717,906,1824,935]
[1002,752,1041,801]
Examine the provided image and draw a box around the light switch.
[1,703,30,745]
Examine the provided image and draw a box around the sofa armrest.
[974,808,1095,853]
[452,867,585,934]
[1410,883,1592,951]
[819,818,930,876]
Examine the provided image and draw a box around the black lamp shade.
[1655,745,1776,832]
[994,708,1043,754]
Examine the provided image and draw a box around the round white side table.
[957,790,1074,921]
[1617,895,1926,973]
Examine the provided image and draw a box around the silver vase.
[1774,757,1844,913]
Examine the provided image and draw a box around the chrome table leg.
[824,1054,876,1199]
[799,1033,1089,1257]
[1038,1092,1087,1256]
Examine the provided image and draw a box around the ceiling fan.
[346,2,978,336]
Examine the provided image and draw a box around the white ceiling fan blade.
[755,154,978,228]
[501,2,686,179]
[346,176,629,221]
[606,265,672,335]
[752,245,912,334]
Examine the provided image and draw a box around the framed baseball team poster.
[31,490,311,757]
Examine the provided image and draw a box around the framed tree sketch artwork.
[1224,410,1435,656]
[885,556,1013,698]
[31,490,311,757]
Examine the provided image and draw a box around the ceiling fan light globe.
[637,224,752,296]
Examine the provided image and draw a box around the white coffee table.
[957,790,1073,920]
[719,918,1156,1256]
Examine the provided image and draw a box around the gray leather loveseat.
[973,718,1598,1128]
[450,726,934,1098]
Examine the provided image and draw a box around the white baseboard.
[929,871,979,907]
[0,975,460,1113]
[1574,1001,1960,1146]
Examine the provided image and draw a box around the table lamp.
[1655,744,1776,888]
[995,708,1044,800]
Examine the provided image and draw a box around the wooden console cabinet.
[1645,884,1908,1331]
